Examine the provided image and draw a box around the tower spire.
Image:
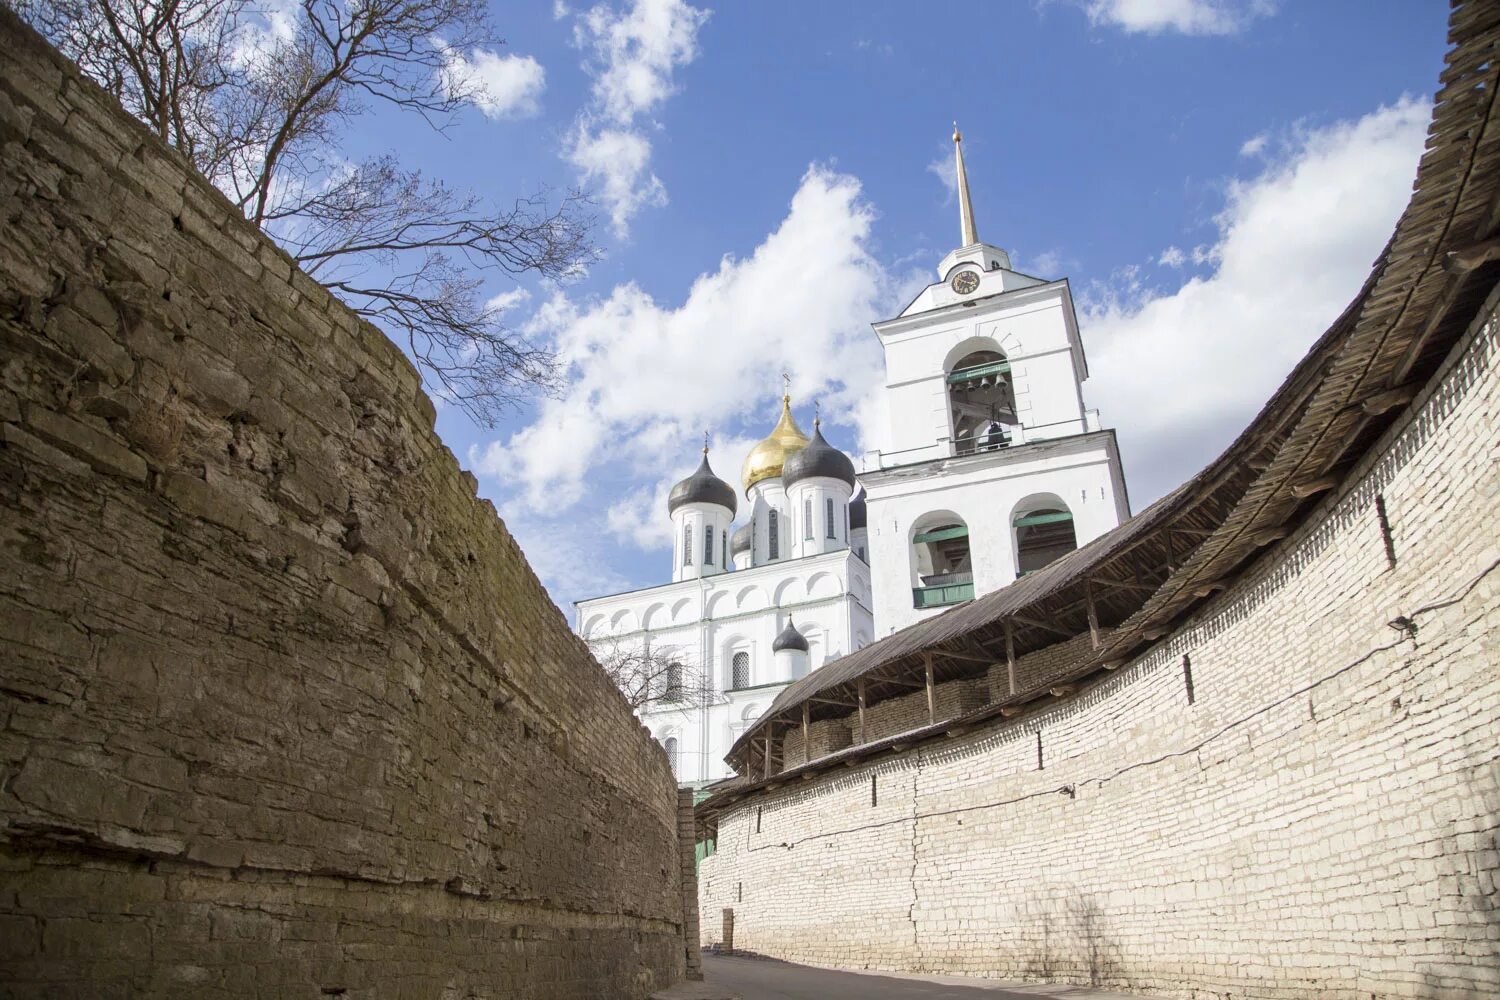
[953,123,978,247]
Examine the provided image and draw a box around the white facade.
[861,271,1129,633]
[573,127,1129,780]
[576,545,873,786]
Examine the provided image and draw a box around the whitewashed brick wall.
[699,301,1500,999]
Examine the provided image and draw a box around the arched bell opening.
[909,511,974,609]
[1012,493,1078,576]
[947,348,1017,456]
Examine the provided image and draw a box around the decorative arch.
[909,509,974,609]
[669,596,694,624]
[704,590,731,619]
[641,602,669,631]
[1011,492,1078,576]
[772,576,806,607]
[580,613,607,638]
[942,334,1005,374]
[805,570,840,599]
[735,585,768,612]
[608,608,638,633]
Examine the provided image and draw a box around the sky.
[338,0,1449,614]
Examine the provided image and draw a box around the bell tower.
[858,128,1131,634]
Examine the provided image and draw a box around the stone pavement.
[702,953,1147,1000]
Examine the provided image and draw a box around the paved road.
[702,954,1142,1000]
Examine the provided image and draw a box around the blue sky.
[346,0,1447,611]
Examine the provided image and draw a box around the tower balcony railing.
[913,578,975,608]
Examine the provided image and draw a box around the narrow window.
[1375,494,1397,568]
[1183,654,1196,705]
[804,498,813,540]
[768,510,780,560]
[704,523,714,566]
[1036,731,1044,771]
[665,661,683,702]
[732,651,749,689]
[682,521,692,567]
[664,736,679,777]
[826,497,836,539]
[870,774,878,807]
[755,807,762,833]
[722,530,728,568]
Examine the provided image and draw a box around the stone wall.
[0,11,684,998]
[699,300,1500,998]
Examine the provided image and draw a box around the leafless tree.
[17,0,596,423]
[591,638,722,715]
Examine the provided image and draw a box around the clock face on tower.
[951,270,980,295]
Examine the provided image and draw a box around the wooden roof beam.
[1090,575,1159,595]
[1359,383,1419,415]
[1010,613,1076,639]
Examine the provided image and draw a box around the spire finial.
[953,123,979,247]
[703,430,710,455]
[781,370,791,401]
[814,401,821,428]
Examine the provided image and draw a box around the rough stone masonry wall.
[700,300,1500,998]
[0,12,684,999]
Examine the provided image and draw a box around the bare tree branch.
[590,637,723,715]
[17,0,599,425]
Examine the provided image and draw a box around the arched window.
[826,497,836,539]
[665,661,683,702]
[682,521,692,566]
[663,736,679,777]
[731,651,749,689]
[1013,498,1077,576]
[947,348,1016,456]
[768,510,780,560]
[804,497,813,540]
[704,523,714,566]
[722,530,728,569]
[911,512,973,609]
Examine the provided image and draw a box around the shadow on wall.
[1419,747,1500,996]
[1015,890,1115,987]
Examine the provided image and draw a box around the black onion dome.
[772,619,809,653]
[730,522,753,555]
[848,489,867,530]
[667,453,737,516]
[781,424,856,489]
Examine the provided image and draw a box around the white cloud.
[444,48,546,119]
[1082,97,1429,505]
[485,287,533,314]
[1019,249,1073,277]
[564,0,709,235]
[502,511,633,608]
[1157,245,1187,268]
[473,165,895,520]
[1084,0,1276,36]
[927,151,958,203]
[567,126,667,235]
[1239,132,1269,157]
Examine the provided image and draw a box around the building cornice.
[860,429,1119,489]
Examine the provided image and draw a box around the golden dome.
[742,395,810,492]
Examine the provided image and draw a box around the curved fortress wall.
[699,292,1500,991]
[0,11,684,998]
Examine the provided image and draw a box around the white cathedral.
[574,130,1131,787]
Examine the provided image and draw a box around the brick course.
[698,298,1500,998]
[0,10,685,997]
